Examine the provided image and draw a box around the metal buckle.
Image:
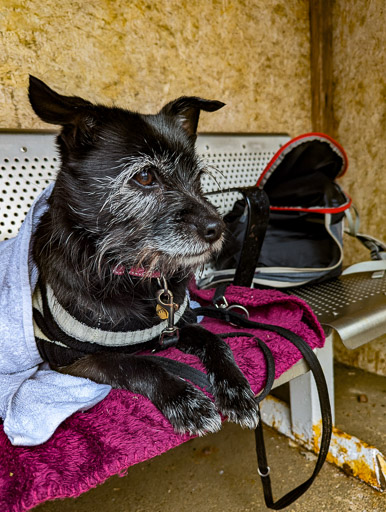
[213,295,229,309]
[159,327,179,348]
[156,277,180,349]
[227,304,250,326]
[214,294,250,326]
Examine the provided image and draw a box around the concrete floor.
[36,363,385,512]
[333,362,385,454]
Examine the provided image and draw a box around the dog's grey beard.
[136,236,223,277]
[94,230,223,280]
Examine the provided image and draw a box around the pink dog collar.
[112,265,161,279]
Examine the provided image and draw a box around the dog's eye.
[134,169,156,187]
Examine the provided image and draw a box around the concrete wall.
[332,0,386,376]
[0,0,311,134]
[334,0,386,265]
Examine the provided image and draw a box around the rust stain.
[312,421,322,452]
[331,426,380,450]
[293,431,307,443]
[376,454,386,490]
[312,423,380,489]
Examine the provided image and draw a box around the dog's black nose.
[179,209,224,244]
[197,217,224,243]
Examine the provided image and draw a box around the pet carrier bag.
[200,133,355,289]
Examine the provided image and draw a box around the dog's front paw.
[212,377,259,430]
[161,383,222,437]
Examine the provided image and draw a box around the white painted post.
[289,334,335,443]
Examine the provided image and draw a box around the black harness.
[32,280,195,366]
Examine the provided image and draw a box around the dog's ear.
[160,97,225,138]
[28,76,94,125]
[28,76,98,147]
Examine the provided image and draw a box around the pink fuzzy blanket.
[0,285,324,512]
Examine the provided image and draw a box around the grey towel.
[0,185,111,446]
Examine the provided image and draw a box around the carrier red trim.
[269,192,352,215]
[256,132,349,187]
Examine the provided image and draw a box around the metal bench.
[1,130,385,491]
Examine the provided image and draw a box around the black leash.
[143,355,213,392]
[217,331,276,404]
[150,303,332,509]
[146,332,275,404]
[194,305,332,510]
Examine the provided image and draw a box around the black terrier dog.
[29,76,259,436]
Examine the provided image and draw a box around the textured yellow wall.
[333,0,386,265]
[0,0,311,134]
[332,0,386,376]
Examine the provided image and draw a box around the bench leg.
[289,334,335,443]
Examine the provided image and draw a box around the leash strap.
[143,355,213,392]
[217,332,276,404]
[194,305,332,510]
[144,333,275,404]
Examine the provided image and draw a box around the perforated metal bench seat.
[290,270,386,349]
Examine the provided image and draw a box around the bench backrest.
[0,131,288,241]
